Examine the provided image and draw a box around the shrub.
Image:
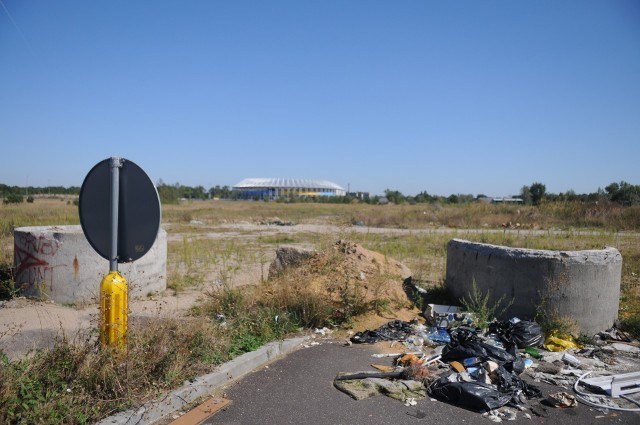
[2,194,23,204]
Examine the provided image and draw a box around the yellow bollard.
[100,271,128,347]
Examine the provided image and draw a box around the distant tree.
[414,191,435,203]
[529,182,546,205]
[447,194,459,204]
[209,185,221,198]
[384,189,405,204]
[458,194,475,203]
[606,181,640,206]
[193,185,207,200]
[156,180,180,204]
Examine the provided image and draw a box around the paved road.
[202,340,640,425]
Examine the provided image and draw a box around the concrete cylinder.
[445,239,622,336]
[13,225,167,305]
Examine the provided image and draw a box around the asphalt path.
[202,339,640,425]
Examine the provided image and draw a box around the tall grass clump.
[196,283,301,358]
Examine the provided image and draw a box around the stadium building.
[233,178,346,200]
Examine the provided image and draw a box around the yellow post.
[100,271,128,347]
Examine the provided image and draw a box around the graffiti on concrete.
[14,233,63,292]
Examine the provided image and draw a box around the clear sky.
[1,1,638,197]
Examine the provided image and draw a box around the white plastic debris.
[314,327,332,336]
[404,397,417,406]
[610,343,640,354]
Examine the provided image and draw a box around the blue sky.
[1,1,638,197]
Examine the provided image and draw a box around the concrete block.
[445,239,622,335]
[13,225,167,305]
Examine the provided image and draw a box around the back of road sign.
[79,158,161,263]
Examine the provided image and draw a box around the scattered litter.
[450,361,465,373]
[546,391,577,408]
[593,327,631,344]
[562,353,582,367]
[543,330,583,352]
[314,327,332,336]
[424,304,475,328]
[609,343,640,354]
[339,314,640,419]
[404,397,418,406]
[371,364,396,373]
[483,410,502,422]
[429,376,524,411]
[334,377,426,401]
[350,320,414,344]
[488,319,544,349]
[524,347,541,359]
[574,371,640,412]
[595,413,621,419]
[503,408,517,420]
[372,352,420,358]
[580,371,640,397]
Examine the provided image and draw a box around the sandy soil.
[0,288,205,360]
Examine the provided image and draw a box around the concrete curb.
[96,336,309,425]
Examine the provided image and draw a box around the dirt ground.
[0,230,418,360]
[0,287,206,360]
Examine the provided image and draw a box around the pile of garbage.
[336,309,640,419]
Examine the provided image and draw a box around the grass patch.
[0,264,17,300]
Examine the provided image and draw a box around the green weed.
[460,279,513,330]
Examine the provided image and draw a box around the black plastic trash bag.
[441,338,515,364]
[492,365,542,399]
[350,320,414,344]
[510,321,544,348]
[429,377,513,411]
[488,320,544,348]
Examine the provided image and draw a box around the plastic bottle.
[462,357,482,367]
[524,346,541,358]
[423,327,451,344]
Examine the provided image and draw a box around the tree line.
[384,181,639,206]
[154,180,640,206]
[1,180,639,207]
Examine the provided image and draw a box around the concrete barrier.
[445,239,622,336]
[13,225,167,305]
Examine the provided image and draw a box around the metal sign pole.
[100,157,128,348]
[109,157,122,272]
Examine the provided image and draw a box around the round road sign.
[79,158,161,263]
